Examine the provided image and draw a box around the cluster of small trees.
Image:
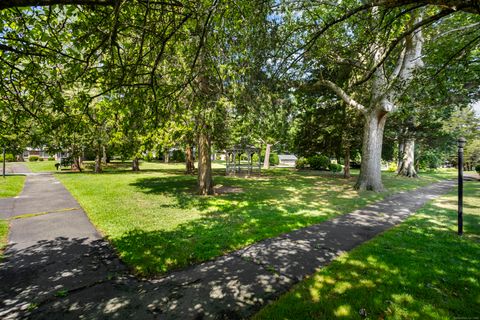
[1,1,479,194]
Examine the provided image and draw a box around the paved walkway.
[0,169,459,319]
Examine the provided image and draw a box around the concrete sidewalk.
[0,174,457,319]
[0,169,126,319]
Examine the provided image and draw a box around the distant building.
[278,154,298,167]
[22,147,64,161]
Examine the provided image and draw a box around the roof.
[278,154,298,161]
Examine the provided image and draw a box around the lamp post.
[457,137,466,236]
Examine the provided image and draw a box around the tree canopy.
[1,0,479,192]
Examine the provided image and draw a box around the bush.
[295,157,308,169]
[29,155,39,162]
[171,149,186,162]
[48,157,55,161]
[39,157,44,161]
[308,155,330,170]
[0,153,15,162]
[270,153,279,166]
[476,164,480,174]
[387,162,398,172]
[328,163,342,172]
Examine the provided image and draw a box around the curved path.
[0,169,460,319]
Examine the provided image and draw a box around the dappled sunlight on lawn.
[254,182,480,320]
[57,168,458,275]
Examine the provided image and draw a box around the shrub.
[387,162,398,172]
[329,163,342,172]
[39,157,44,161]
[0,153,15,162]
[308,155,330,170]
[171,149,186,162]
[295,157,308,169]
[476,164,480,174]
[48,157,55,161]
[29,155,39,162]
[270,153,279,166]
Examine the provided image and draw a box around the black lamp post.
[457,137,466,236]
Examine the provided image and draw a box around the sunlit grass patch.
[23,161,58,172]
[0,176,25,198]
[56,168,457,276]
[0,220,8,261]
[253,182,480,320]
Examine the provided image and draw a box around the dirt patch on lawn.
[214,185,244,195]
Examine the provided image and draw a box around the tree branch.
[0,0,114,10]
[373,0,480,15]
[352,9,453,87]
[316,79,366,112]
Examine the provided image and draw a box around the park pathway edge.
[0,176,458,319]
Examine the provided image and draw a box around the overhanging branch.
[316,79,366,112]
[0,0,114,10]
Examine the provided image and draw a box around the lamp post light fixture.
[457,137,466,236]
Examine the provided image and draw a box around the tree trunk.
[16,154,25,162]
[102,145,107,165]
[263,144,272,169]
[355,110,388,191]
[343,147,351,179]
[397,140,404,169]
[397,138,418,177]
[164,151,170,163]
[73,156,82,172]
[132,156,140,171]
[185,145,195,174]
[197,131,214,195]
[94,144,102,173]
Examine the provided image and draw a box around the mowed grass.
[0,176,25,260]
[0,176,25,198]
[253,181,480,320]
[56,165,457,276]
[23,159,225,173]
[0,220,8,261]
[23,160,58,172]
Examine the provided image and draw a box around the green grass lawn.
[0,220,8,261]
[0,176,26,198]
[253,181,480,320]
[23,159,225,173]
[0,176,25,261]
[56,164,457,276]
[23,160,58,172]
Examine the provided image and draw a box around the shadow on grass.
[253,183,480,320]
[117,174,388,275]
